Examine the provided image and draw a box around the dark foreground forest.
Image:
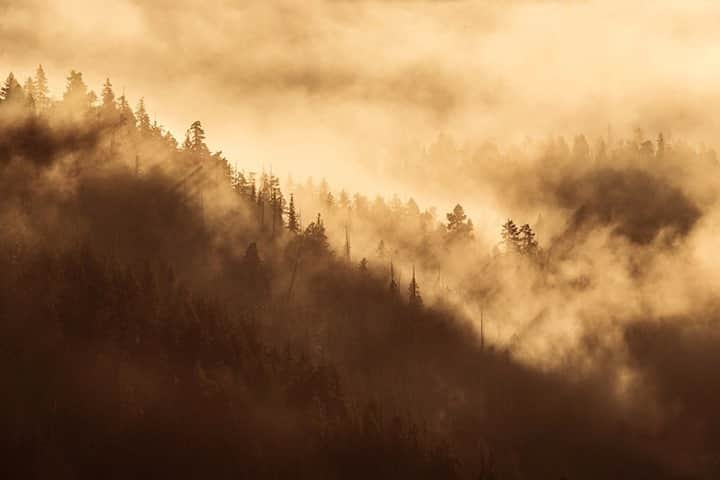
[1,68,720,479]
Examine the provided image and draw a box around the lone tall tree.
[117,92,136,131]
[389,260,398,293]
[408,266,422,308]
[184,120,209,155]
[101,78,117,116]
[287,193,300,234]
[446,204,474,243]
[34,65,50,111]
[136,98,151,133]
[501,219,521,253]
[62,70,91,111]
[518,224,538,256]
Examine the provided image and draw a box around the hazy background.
[3,0,720,204]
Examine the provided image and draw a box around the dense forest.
[2,67,720,480]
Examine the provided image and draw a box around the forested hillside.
[2,67,720,479]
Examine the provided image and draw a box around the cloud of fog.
[4,0,720,199]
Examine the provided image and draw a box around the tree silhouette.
[408,266,422,308]
[117,92,136,131]
[100,78,118,121]
[518,223,538,256]
[389,260,398,293]
[446,204,474,243]
[184,120,208,155]
[63,70,91,111]
[287,193,300,234]
[0,73,25,107]
[33,64,50,111]
[304,213,330,255]
[136,98,151,133]
[501,219,520,253]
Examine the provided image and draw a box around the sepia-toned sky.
[2,0,720,195]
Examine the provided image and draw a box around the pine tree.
[446,204,474,242]
[184,120,208,155]
[117,92,136,131]
[389,260,398,293]
[303,213,329,255]
[344,225,351,263]
[338,189,351,211]
[518,223,538,256]
[23,77,36,101]
[136,97,151,133]
[501,219,521,253]
[408,266,422,308]
[163,130,178,149]
[63,70,90,111]
[101,78,117,115]
[358,257,368,273]
[0,73,25,106]
[34,65,50,111]
[287,194,300,234]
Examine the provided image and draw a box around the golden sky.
[2,0,720,194]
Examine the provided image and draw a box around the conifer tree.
[184,120,208,155]
[446,204,474,243]
[501,219,521,253]
[338,189,351,211]
[117,92,136,131]
[136,97,151,133]
[408,265,422,307]
[389,260,398,293]
[0,73,25,106]
[287,194,300,234]
[62,70,91,111]
[303,213,329,255]
[518,224,538,256]
[23,77,36,101]
[33,64,50,111]
[101,78,117,115]
[344,225,351,263]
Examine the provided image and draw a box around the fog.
[4,0,720,195]
[3,1,720,477]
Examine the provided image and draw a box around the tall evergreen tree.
[518,224,538,256]
[101,78,117,116]
[344,225,351,263]
[446,204,474,243]
[501,219,521,253]
[389,260,398,293]
[184,120,208,155]
[117,92,136,131]
[23,76,36,101]
[33,64,50,111]
[0,72,25,107]
[303,213,330,255]
[136,97,151,133]
[408,266,422,308]
[287,194,300,234]
[62,70,91,111]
